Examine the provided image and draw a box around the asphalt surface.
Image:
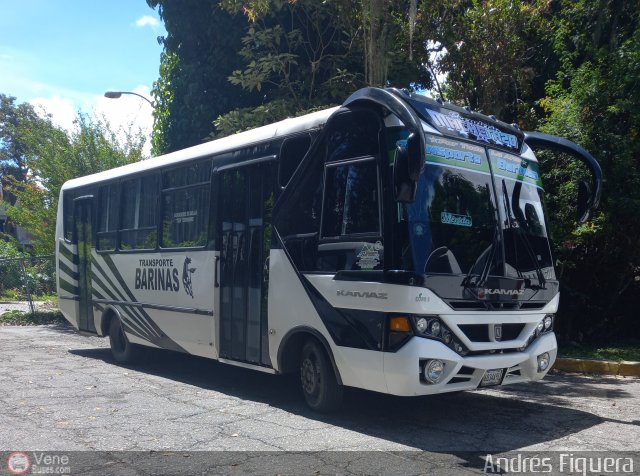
[0,325,639,473]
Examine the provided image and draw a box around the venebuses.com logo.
[6,452,30,475]
[6,452,71,475]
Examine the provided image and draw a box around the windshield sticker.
[441,212,472,227]
[489,149,543,188]
[356,242,383,270]
[424,109,519,150]
[425,135,490,173]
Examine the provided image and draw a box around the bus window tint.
[96,183,119,251]
[322,159,379,238]
[162,187,209,247]
[119,174,158,250]
[161,161,211,248]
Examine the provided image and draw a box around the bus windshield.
[398,135,555,284]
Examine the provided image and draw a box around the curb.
[554,357,640,377]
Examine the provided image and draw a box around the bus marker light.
[389,316,411,333]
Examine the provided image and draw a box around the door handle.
[214,255,220,288]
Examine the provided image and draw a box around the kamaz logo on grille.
[483,288,524,296]
[337,290,388,300]
[494,324,503,341]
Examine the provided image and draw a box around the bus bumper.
[383,332,557,396]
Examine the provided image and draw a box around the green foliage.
[0,96,145,254]
[214,0,366,136]
[559,340,640,362]
[147,0,261,153]
[538,2,640,342]
[0,309,66,326]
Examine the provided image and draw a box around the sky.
[0,0,166,154]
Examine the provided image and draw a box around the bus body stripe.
[59,278,79,296]
[58,241,78,265]
[58,260,79,282]
[101,254,187,353]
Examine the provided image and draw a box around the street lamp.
[104,91,153,107]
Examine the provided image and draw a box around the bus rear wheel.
[300,339,343,412]
[109,317,142,364]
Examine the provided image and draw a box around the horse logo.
[183,257,196,298]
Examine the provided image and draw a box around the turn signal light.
[389,316,412,333]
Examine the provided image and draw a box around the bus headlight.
[537,352,550,372]
[415,317,428,334]
[543,315,553,330]
[536,320,544,334]
[423,359,444,384]
[430,321,441,337]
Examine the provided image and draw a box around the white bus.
[56,87,602,411]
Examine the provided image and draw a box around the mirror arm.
[523,131,603,212]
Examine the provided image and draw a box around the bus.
[56,87,602,411]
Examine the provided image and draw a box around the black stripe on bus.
[58,241,78,265]
[58,259,79,282]
[91,260,160,338]
[59,278,80,296]
[92,288,153,342]
[101,254,187,353]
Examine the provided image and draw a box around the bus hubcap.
[301,358,318,395]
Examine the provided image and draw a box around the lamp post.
[104,91,153,107]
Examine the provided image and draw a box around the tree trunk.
[363,0,390,87]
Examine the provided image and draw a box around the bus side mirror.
[393,132,422,202]
[577,180,591,223]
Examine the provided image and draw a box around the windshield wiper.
[502,179,546,289]
[462,184,500,289]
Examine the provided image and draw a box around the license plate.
[480,369,504,387]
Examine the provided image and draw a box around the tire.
[108,317,143,364]
[300,339,343,412]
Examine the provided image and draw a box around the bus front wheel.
[109,317,143,364]
[300,339,343,412]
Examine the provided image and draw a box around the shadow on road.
[69,346,638,455]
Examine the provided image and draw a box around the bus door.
[215,159,275,365]
[73,196,96,333]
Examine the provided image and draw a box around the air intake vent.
[448,300,487,310]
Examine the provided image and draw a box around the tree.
[1,98,145,254]
[214,0,365,136]
[1,95,49,200]
[535,0,640,342]
[147,0,262,154]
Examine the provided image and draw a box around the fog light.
[423,359,444,384]
[537,352,550,372]
[543,315,552,330]
[416,317,428,334]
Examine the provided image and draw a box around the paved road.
[0,325,638,472]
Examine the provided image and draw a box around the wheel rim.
[301,355,319,396]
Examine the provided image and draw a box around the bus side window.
[279,133,311,188]
[63,191,75,242]
[96,183,119,251]
[161,161,211,248]
[119,174,159,250]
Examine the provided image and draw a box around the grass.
[559,340,640,362]
[0,310,67,326]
